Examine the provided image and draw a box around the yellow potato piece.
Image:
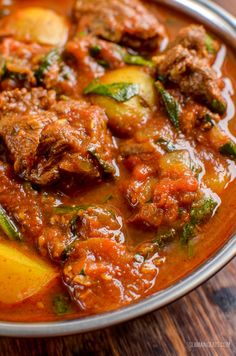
[91,66,157,136]
[0,242,58,304]
[159,150,191,171]
[0,7,69,46]
[204,165,230,195]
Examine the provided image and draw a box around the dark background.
[0,1,235,355]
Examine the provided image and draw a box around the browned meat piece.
[123,152,199,229]
[73,0,165,51]
[0,38,49,90]
[0,88,117,185]
[66,35,126,79]
[173,25,219,61]
[0,39,77,94]
[180,100,220,135]
[155,45,226,115]
[75,206,125,243]
[154,26,226,115]
[0,87,56,113]
[43,205,125,260]
[129,203,164,228]
[124,164,157,208]
[0,112,57,181]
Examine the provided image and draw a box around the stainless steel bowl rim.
[0,0,236,337]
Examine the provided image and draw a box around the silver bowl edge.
[0,0,235,337]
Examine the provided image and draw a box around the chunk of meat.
[0,111,57,181]
[154,26,226,115]
[63,238,162,312]
[0,38,49,90]
[73,0,166,51]
[0,39,77,94]
[66,35,126,79]
[0,87,56,113]
[75,206,125,244]
[173,25,219,62]
[124,164,157,208]
[0,88,116,185]
[124,151,199,229]
[180,100,220,135]
[43,206,125,260]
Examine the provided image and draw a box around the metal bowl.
[0,0,236,337]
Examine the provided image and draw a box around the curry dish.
[0,0,235,322]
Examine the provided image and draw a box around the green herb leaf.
[90,45,102,57]
[205,35,216,54]
[53,294,70,315]
[0,205,22,241]
[53,205,89,214]
[84,80,140,102]
[79,268,86,276]
[219,141,236,159]
[123,54,154,68]
[61,216,81,260]
[154,228,176,248]
[69,216,80,239]
[35,49,61,83]
[0,56,6,79]
[155,81,180,129]
[180,197,217,245]
[211,99,226,115]
[156,75,166,84]
[180,222,195,245]
[187,240,195,258]
[88,146,115,175]
[190,198,217,225]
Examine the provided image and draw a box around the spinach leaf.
[90,45,102,56]
[79,268,86,276]
[180,222,195,245]
[0,57,6,79]
[0,205,22,241]
[35,48,61,83]
[154,228,176,248]
[211,98,226,115]
[219,141,236,159]
[202,113,216,130]
[84,80,140,102]
[123,54,154,68]
[190,198,217,225]
[205,35,216,54]
[155,81,180,129]
[88,146,115,175]
[53,294,70,315]
[180,197,217,245]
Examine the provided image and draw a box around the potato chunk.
[0,7,69,46]
[159,150,192,171]
[0,242,58,304]
[90,66,157,136]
